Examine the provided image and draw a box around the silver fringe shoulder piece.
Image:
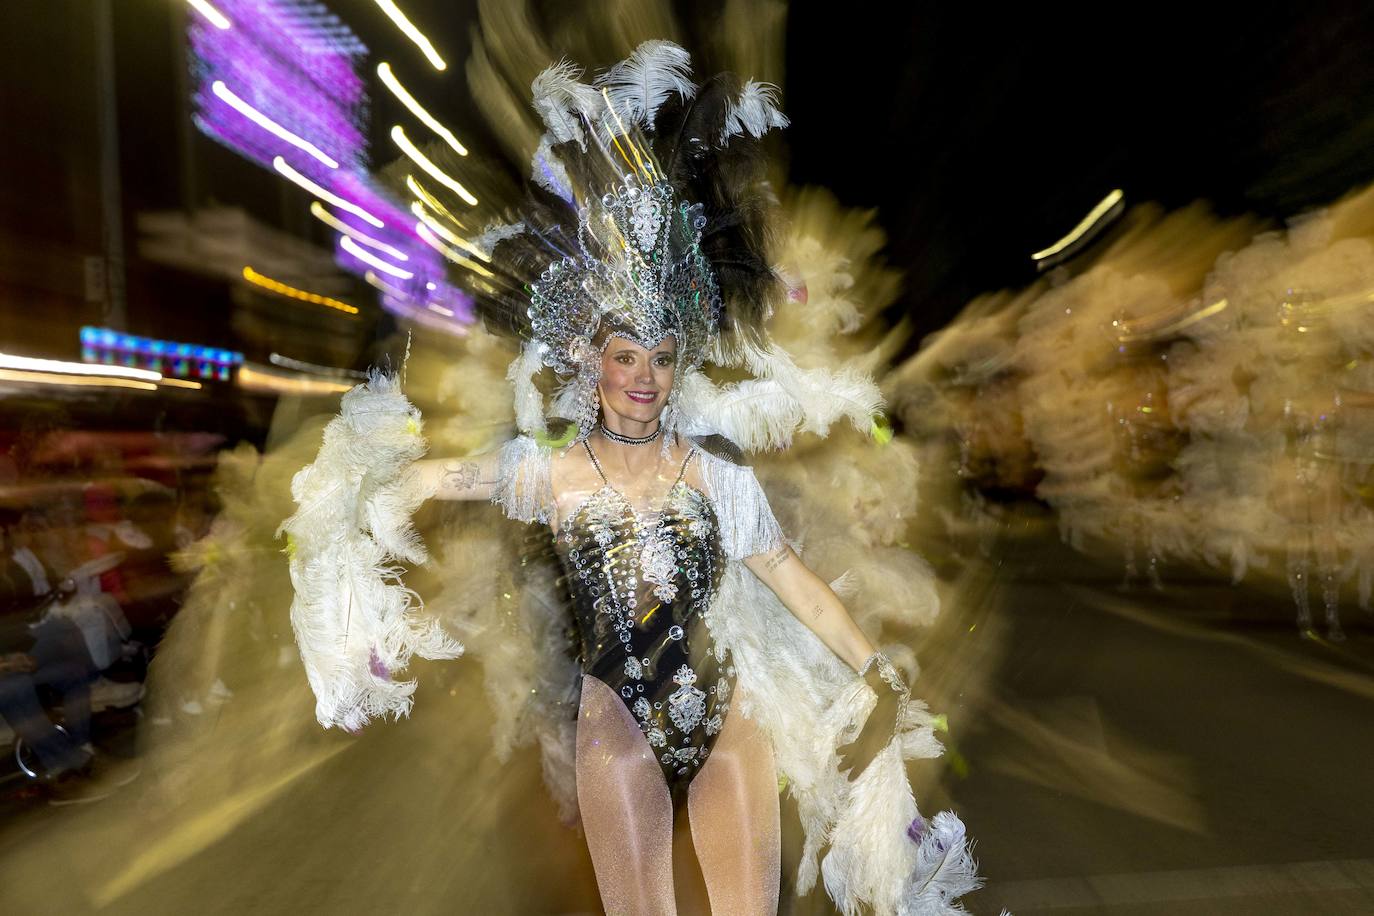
[694,446,786,560]
[279,373,463,731]
[490,435,555,525]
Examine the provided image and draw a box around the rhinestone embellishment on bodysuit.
[558,444,731,792]
[639,533,679,602]
[668,664,707,733]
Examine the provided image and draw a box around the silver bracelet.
[859,651,909,696]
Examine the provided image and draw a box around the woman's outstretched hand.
[837,654,909,782]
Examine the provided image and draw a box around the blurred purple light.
[189,0,471,329]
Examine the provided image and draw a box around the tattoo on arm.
[808,600,826,621]
[763,547,790,572]
[440,461,481,494]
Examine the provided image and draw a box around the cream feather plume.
[595,39,696,129]
[508,342,548,437]
[678,344,884,451]
[722,79,791,141]
[530,59,603,147]
[280,372,462,731]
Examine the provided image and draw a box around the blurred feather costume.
[282,42,984,916]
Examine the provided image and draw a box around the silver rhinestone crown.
[528,176,722,376]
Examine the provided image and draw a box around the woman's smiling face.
[598,335,677,426]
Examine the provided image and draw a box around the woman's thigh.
[575,673,677,916]
[686,698,780,916]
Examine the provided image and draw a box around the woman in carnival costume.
[284,42,986,916]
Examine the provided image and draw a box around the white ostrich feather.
[530,59,603,147]
[722,79,790,141]
[677,372,804,451]
[595,39,695,129]
[280,372,462,731]
[679,346,883,451]
[507,342,548,437]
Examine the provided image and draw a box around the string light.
[411,200,489,261]
[212,80,339,169]
[242,266,359,314]
[363,270,410,301]
[1032,189,1124,262]
[309,202,408,261]
[341,236,414,280]
[377,63,467,155]
[372,0,446,71]
[273,156,384,228]
[416,223,494,278]
[1,352,161,382]
[391,126,478,205]
[186,0,231,29]
[238,363,352,396]
[0,368,158,392]
[406,174,467,228]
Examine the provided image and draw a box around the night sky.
[11,1,1373,347]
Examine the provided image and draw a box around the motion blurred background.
[3,2,1374,914]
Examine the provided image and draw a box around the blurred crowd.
[895,186,1374,642]
[0,407,218,804]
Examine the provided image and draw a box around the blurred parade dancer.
[284,42,984,916]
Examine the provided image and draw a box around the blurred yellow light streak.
[372,0,446,71]
[599,88,658,182]
[390,126,478,206]
[376,63,468,156]
[242,266,359,314]
[411,201,489,262]
[159,377,203,389]
[91,743,352,907]
[212,81,337,169]
[309,202,408,261]
[238,364,352,395]
[1117,298,1230,342]
[0,368,158,392]
[1032,189,1124,261]
[0,352,161,381]
[405,174,467,228]
[415,223,494,277]
[363,270,409,301]
[272,157,384,228]
[186,0,231,29]
[340,236,414,280]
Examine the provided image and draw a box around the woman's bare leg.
[575,674,677,916]
[686,700,781,916]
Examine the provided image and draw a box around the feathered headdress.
[476,41,881,451]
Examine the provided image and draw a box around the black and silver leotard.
[554,443,732,799]
[490,435,786,799]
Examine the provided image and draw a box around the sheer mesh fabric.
[687,684,781,915]
[576,675,780,915]
[576,673,677,916]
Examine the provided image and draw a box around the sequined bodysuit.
[555,443,732,799]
